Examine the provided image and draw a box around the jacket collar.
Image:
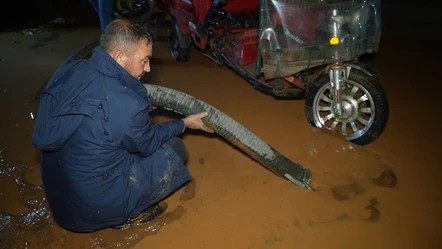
[89,46,148,100]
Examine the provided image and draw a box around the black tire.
[305,69,389,146]
[168,19,192,63]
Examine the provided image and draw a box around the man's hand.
[182,112,214,133]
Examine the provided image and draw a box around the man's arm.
[120,105,185,158]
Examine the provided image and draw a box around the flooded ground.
[1,3,441,249]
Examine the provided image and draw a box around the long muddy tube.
[144,84,312,189]
[46,37,313,189]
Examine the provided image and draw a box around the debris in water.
[49,17,65,25]
[332,182,366,201]
[22,30,34,36]
[21,17,67,36]
[0,146,8,155]
[0,211,13,232]
[1,58,5,62]
[365,197,380,222]
[372,170,397,188]
[180,177,196,201]
[29,44,48,49]
[22,24,50,36]
[30,112,34,119]
[18,206,51,230]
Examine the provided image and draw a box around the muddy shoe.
[111,202,168,229]
[137,202,168,224]
[112,220,132,230]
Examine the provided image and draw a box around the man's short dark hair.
[100,19,153,55]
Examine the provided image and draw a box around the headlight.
[330,37,340,45]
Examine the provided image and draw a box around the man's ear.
[111,50,126,66]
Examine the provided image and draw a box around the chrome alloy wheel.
[311,80,376,141]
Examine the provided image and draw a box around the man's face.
[121,41,152,80]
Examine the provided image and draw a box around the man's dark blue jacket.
[32,46,190,232]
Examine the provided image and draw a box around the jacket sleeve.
[120,105,186,158]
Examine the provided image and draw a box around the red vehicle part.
[162,0,308,97]
[223,29,259,68]
[156,0,389,146]
[165,0,259,50]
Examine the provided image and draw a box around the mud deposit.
[0,122,402,249]
[1,3,442,249]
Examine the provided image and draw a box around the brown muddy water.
[1,4,442,249]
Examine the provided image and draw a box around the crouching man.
[32,19,210,232]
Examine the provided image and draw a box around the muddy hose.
[144,84,313,189]
[45,37,313,189]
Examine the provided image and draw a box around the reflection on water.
[0,123,402,249]
[0,150,187,249]
[0,100,401,249]
[0,127,400,249]
[1,149,52,248]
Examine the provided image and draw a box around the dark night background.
[1,0,440,34]
[1,0,100,32]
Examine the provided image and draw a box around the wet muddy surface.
[1,3,442,249]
